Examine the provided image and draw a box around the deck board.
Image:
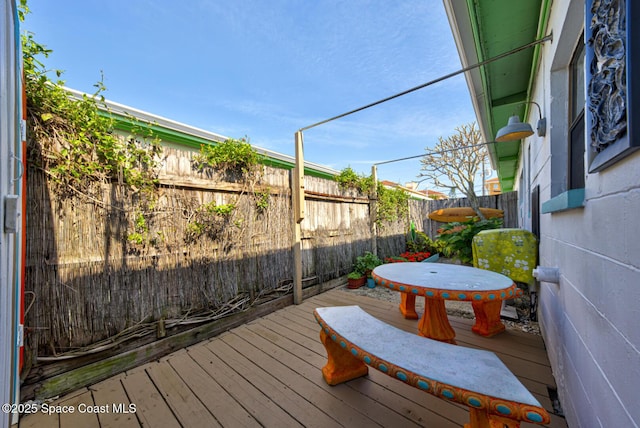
[222,327,386,427]
[90,375,139,428]
[145,354,222,427]
[58,390,100,428]
[205,331,338,428]
[188,342,303,427]
[119,368,179,428]
[240,321,432,427]
[19,287,567,428]
[166,349,260,428]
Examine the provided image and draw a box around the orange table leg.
[319,330,368,385]
[471,300,506,337]
[417,298,456,344]
[399,293,419,319]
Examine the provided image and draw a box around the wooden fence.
[410,191,518,238]
[23,144,516,394]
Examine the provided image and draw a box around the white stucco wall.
[521,1,640,426]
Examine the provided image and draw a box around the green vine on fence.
[22,15,162,200]
[335,167,409,227]
[254,189,271,213]
[192,137,271,224]
[335,167,374,194]
[185,201,237,242]
[375,183,409,227]
[193,137,263,178]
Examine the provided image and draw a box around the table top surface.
[372,262,516,301]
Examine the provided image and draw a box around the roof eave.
[443,0,498,169]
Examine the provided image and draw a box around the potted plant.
[355,251,382,288]
[357,251,383,277]
[347,271,366,289]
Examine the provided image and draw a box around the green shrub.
[185,201,236,241]
[335,167,374,194]
[436,217,503,264]
[194,137,263,176]
[376,183,409,227]
[406,230,439,254]
[23,27,161,198]
[355,251,383,276]
[347,271,364,279]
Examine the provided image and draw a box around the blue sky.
[22,0,481,189]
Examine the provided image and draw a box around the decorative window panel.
[586,0,639,172]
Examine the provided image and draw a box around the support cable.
[299,34,552,132]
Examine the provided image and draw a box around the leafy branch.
[21,6,162,200]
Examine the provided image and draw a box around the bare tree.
[418,122,489,218]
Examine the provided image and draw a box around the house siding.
[525,1,640,426]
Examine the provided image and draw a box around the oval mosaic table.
[372,262,517,343]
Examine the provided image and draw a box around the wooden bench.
[314,305,550,428]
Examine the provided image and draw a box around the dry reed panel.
[300,176,372,284]
[376,218,406,259]
[24,159,293,357]
[409,198,432,233]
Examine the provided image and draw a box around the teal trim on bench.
[541,188,585,213]
[314,305,550,426]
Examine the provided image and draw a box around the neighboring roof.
[423,189,448,200]
[443,0,551,191]
[380,180,448,200]
[65,88,340,180]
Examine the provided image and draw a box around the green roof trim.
[103,110,337,181]
[453,0,548,192]
[107,111,224,149]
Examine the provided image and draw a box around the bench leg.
[319,329,368,385]
[465,408,521,428]
[471,301,506,337]
[399,293,419,319]
[418,298,456,344]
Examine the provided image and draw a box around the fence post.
[370,165,378,256]
[292,131,305,304]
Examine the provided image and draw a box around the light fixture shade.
[495,115,534,142]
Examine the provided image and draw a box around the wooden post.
[370,165,378,256]
[292,131,305,304]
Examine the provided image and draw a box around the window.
[569,38,585,189]
[586,0,639,172]
[541,27,587,214]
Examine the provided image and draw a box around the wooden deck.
[18,288,567,428]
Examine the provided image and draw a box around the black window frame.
[568,37,585,190]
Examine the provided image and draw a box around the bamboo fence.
[24,145,516,375]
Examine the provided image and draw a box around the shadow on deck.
[18,288,567,428]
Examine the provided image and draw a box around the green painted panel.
[467,0,543,191]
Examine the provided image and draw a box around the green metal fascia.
[467,0,495,145]
[467,0,508,187]
[103,111,336,181]
[510,0,549,193]
[526,0,552,109]
[465,0,548,192]
[104,111,221,148]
